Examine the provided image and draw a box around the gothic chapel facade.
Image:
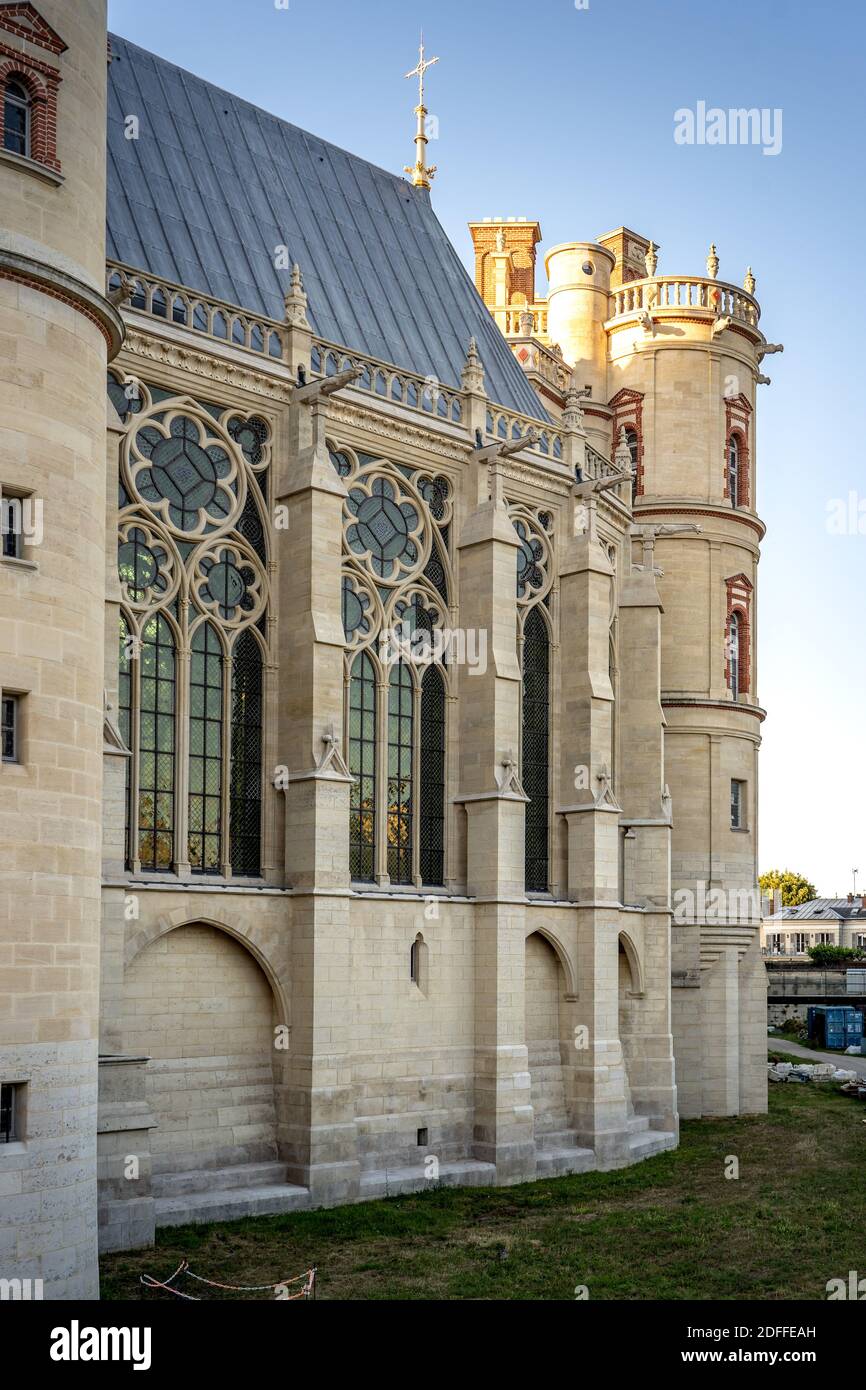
[1,1,770,1298]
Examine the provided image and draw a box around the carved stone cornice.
[0,248,124,357]
[122,329,295,403]
[325,398,471,463]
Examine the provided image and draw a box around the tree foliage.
[759,869,817,907]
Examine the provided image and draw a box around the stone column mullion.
[375,671,390,886]
[173,632,191,877]
[128,619,142,876]
[444,682,459,891]
[411,672,422,889]
[260,658,280,881]
[219,633,232,879]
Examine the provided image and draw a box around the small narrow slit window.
[1,492,27,559]
[731,779,746,830]
[0,1082,24,1142]
[1,695,19,762]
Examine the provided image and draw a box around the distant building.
[762,897,866,956]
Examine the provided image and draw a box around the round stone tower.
[0,0,121,1298]
[604,243,769,1118]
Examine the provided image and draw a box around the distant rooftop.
[765,897,866,923]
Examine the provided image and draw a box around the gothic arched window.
[349,650,377,882]
[728,611,740,700]
[419,665,446,887]
[230,630,264,877]
[339,449,452,888]
[728,434,740,508]
[137,612,176,871]
[3,79,30,157]
[387,662,414,885]
[188,622,223,874]
[116,386,271,878]
[522,606,550,893]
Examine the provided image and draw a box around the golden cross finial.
[403,33,439,189]
[404,33,439,107]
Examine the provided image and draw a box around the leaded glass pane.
[138,613,175,870]
[188,623,223,874]
[349,652,376,881]
[230,630,263,875]
[419,666,445,886]
[387,662,413,885]
[522,607,549,893]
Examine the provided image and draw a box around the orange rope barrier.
[140,1260,316,1301]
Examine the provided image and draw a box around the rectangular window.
[1,695,18,762]
[731,779,746,829]
[0,1082,24,1143]
[1,493,23,559]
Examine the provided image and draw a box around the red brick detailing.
[0,13,62,174]
[723,392,752,506]
[634,504,765,540]
[662,698,766,723]
[0,267,114,350]
[0,3,65,55]
[725,572,753,697]
[608,386,645,494]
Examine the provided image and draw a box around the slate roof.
[106,35,546,419]
[765,898,866,923]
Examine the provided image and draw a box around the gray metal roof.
[106,35,546,420]
[765,897,866,922]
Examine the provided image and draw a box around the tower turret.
[0,0,122,1297]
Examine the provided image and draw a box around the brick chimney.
[848,893,854,903]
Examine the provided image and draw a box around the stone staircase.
[153,1161,310,1228]
[529,1041,596,1177]
[528,1042,676,1174]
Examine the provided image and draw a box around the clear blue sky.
[108,0,866,897]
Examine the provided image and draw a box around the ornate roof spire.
[404,34,439,189]
[284,263,310,328]
[461,337,486,395]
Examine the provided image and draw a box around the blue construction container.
[807,1005,862,1050]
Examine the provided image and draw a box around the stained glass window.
[237,491,267,563]
[388,662,414,885]
[349,652,376,881]
[138,613,175,870]
[230,630,263,876]
[135,416,234,532]
[522,606,549,893]
[419,666,445,886]
[189,623,223,874]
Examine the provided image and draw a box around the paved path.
[768,1035,866,1078]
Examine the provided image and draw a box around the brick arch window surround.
[724,395,752,508]
[0,61,58,169]
[725,574,753,698]
[609,387,645,497]
[0,0,67,175]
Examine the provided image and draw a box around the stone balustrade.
[609,275,760,327]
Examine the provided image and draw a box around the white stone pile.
[767,1061,858,1084]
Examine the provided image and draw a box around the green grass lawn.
[101,1079,866,1301]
